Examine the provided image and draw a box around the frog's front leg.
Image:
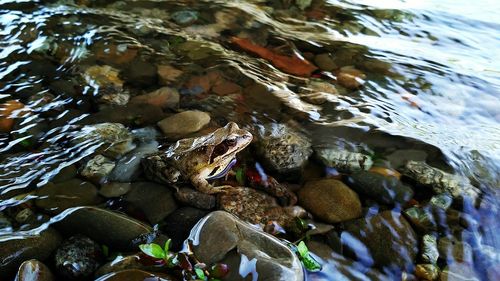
[190,174,233,194]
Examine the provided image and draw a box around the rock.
[415,264,439,281]
[95,254,163,277]
[71,123,136,159]
[131,127,160,144]
[336,67,366,89]
[80,155,116,184]
[438,237,473,264]
[124,182,177,224]
[212,80,242,96]
[83,65,123,95]
[440,262,480,281]
[15,208,35,224]
[157,65,183,85]
[53,206,152,251]
[430,194,454,210]
[386,149,428,168]
[403,161,480,203]
[404,206,437,232]
[314,53,337,71]
[0,227,62,277]
[219,187,299,229]
[80,104,165,127]
[421,234,439,264]
[99,182,132,198]
[50,165,77,183]
[108,141,159,182]
[306,241,390,281]
[171,10,199,25]
[298,179,362,223]
[185,211,304,281]
[342,210,418,269]
[14,259,54,281]
[98,92,129,106]
[295,0,312,10]
[130,87,179,109]
[160,207,209,251]
[96,269,174,281]
[174,188,216,210]
[255,123,312,173]
[35,179,100,214]
[157,110,210,138]
[315,148,373,172]
[347,170,414,205]
[122,60,157,86]
[93,43,138,65]
[54,235,103,279]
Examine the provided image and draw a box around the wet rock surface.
[54,235,103,279]
[157,110,211,138]
[342,210,418,270]
[35,179,100,214]
[298,179,362,223]
[255,123,312,174]
[71,123,136,158]
[124,181,177,224]
[95,269,175,281]
[186,211,304,281]
[174,187,216,210]
[0,228,61,277]
[347,170,414,205]
[14,259,54,281]
[53,206,152,251]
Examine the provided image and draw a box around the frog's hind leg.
[191,174,233,194]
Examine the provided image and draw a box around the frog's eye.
[225,138,236,147]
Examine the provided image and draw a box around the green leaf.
[139,243,165,259]
[164,239,172,253]
[297,241,309,257]
[194,268,206,280]
[301,254,322,272]
[235,168,245,186]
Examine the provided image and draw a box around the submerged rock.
[157,110,210,138]
[421,234,440,264]
[35,179,100,214]
[14,259,54,281]
[54,235,103,279]
[298,179,362,223]
[130,87,179,109]
[0,228,62,277]
[71,123,136,159]
[80,154,115,184]
[108,141,159,182]
[348,170,414,205]
[315,148,373,172]
[255,123,312,174]
[53,206,152,251]
[185,211,304,281]
[342,210,418,269]
[403,161,480,203]
[124,182,177,224]
[415,264,439,281]
[440,262,480,281]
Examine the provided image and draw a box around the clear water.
[0,0,499,280]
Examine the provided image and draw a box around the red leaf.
[231,37,317,77]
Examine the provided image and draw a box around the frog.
[142,122,252,194]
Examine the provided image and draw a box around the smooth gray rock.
[108,141,159,182]
[0,227,61,277]
[35,179,100,214]
[53,206,152,251]
[124,182,177,224]
[342,210,418,269]
[347,170,414,205]
[185,211,303,281]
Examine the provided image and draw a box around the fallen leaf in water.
[230,37,317,77]
[0,100,27,133]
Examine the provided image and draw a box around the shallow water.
[0,0,499,280]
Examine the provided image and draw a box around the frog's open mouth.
[206,158,237,181]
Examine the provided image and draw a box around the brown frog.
[142,122,252,194]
